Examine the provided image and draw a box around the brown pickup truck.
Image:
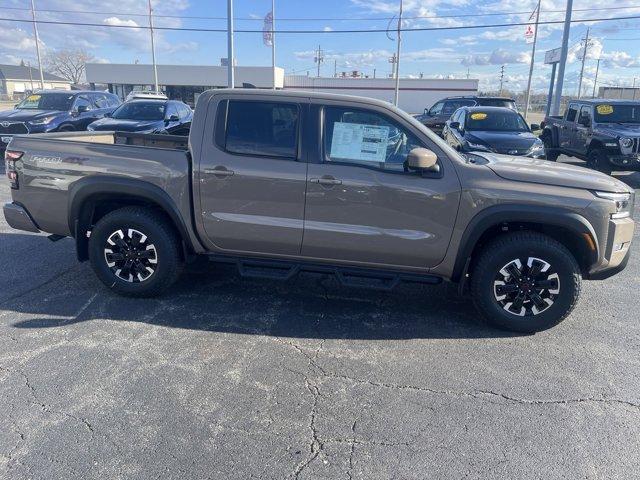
[3,89,636,332]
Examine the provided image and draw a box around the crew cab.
[541,99,640,174]
[3,90,635,333]
[0,90,121,153]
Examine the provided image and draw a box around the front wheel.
[542,136,559,161]
[470,232,581,333]
[89,207,183,297]
[587,149,612,175]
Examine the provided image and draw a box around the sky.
[1,0,640,95]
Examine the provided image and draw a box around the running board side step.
[208,255,442,291]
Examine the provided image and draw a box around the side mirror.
[530,123,540,131]
[104,112,112,118]
[449,121,461,131]
[77,105,90,113]
[407,148,439,172]
[166,114,179,122]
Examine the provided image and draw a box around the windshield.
[594,104,640,123]
[111,102,165,121]
[478,99,517,110]
[16,93,74,111]
[465,110,529,132]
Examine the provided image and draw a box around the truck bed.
[13,130,189,150]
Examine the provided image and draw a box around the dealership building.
[85,63,478,113]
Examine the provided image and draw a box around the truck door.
[574,105,592,156]
[301,102,462,269]
[196,95,308,256]
[559,103,578,151]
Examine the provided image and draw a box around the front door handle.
[310,176,342,186]
[204,166,235,178]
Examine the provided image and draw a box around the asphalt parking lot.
[1,159,639,479]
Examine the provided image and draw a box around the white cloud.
[461,48,530,66]
[103,17,140,28]
[323,26,333,32]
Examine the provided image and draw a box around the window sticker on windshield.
[596,104,613,115]
[330,122,390,162]
[470,112,487,120]
[26,95,41,102]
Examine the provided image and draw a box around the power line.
[1,4,640,22]
[1,13,640,33]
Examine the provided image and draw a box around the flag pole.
[271,0,276,90]
[227,0,235,88]
[393,0,403,107]
[524,0,540,121]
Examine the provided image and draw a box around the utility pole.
[393,0,403,107]
[633,77,637,100]
[271,0,276,89]
[227,0,235,88]
[29,0,44,89]
[499,65,505,95]
[314,45,324,77]
[148,0,159,92]
[592,58,600,98]
[373,68,376,79]
[466,66,470,79]
[576,26,590,99]
[27,61,34,91]
[552,0,573,115]
[334,59,337,77]
[524,0,540,120]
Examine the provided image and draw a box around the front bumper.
[3,202,40,233]
[607,154,640,169]
[588,217,635,279]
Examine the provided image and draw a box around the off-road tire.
[89,206,183,297]
[542,136,559,161]
[587,148,612,175]
[470,231,581,333]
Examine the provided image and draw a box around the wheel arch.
[452,204,600,282]
[69,176,198,261]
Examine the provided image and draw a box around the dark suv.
[417,96,518,136]
[0,90,121,152]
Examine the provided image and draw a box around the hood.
[596,123,640,137]
[476,153,632,193]
[0,109,62,122]
[467,131,537,153]
[89,118,162,132]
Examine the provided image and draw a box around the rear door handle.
[310,176,342,186]
[204,166,235,177]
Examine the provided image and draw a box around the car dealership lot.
[1,161,639,479]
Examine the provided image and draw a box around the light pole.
[576,27,590,99]
[271,0,276,89]
[524,0,541,120]
[148,0,159,92]
[552,0,573,115]
[592,58,600,98]
[393,0,403,107]
[29,0,44,89]
[227,0,235,88]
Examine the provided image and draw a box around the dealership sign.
[524,24,536,44]
[544,48,562,64]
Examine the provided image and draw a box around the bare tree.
[44,48,95,85]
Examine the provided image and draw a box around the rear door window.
[224,101,299,158]
[442,99,475,116]
[566,105,578,122]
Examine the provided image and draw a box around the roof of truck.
[572,98,640,105]
[201,88,398,110]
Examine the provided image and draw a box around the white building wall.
[283,76,479,114]
[86,63,284,89]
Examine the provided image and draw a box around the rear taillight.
[5,150,23,189]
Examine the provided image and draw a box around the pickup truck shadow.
[2,234,515,340]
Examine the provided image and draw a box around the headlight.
[467,141,491,152]
[87,124,95,131]
[620,137,633,148]
[529,140,544,152]
[595,191,632,219]
[29,115,56,125]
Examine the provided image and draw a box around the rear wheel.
[470,232,581,333]
[58,124,75,132]
[89,206,183,297]
[587,148,612,175]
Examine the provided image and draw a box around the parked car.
[3,89,635,332]
[125,90,168,101]
[416,96,517,136]
[0,90,121,153]
[443,106,544,158]
[87,99,192,135]
[541,99,640,174]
